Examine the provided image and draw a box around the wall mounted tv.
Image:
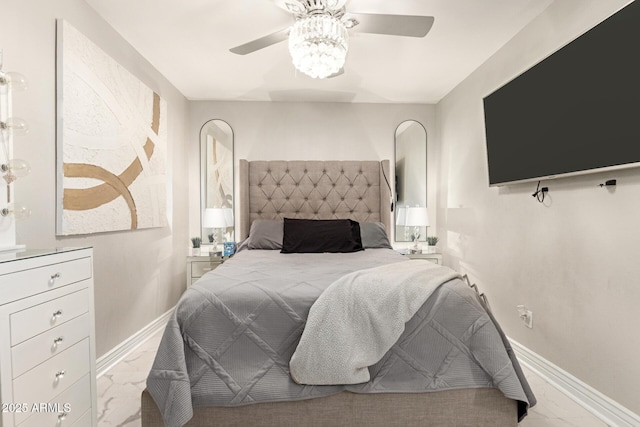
[483,1,640,186]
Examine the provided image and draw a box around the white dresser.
[0,247,96,427]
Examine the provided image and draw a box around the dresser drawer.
[0,257,92,303]
[10,288,89,346]
[11,313,90,378]
[17,373,91,427]
[13,339,90,425]
[191,260,221,278]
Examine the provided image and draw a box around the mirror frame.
[394,120,427,242]
[200,119,234,243]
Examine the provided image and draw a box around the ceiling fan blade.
[349,13,434,38]
[230,28,290,55]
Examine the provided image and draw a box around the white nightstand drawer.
[10,288,89,346]
[0,257,92,303]
[17,373,91,427]
[405,253,442,264]
[191,260,221,278]
[13,338,90,425]
[12,313,90,378]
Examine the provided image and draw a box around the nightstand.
[404,252,443,265]
[186,255,227,286]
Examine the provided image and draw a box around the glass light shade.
[0,72,28,91]
[1,204,31,220]
[4,158,30,178]
[0,117,29,135]
[1,158,30,184]
[288,14,348,79]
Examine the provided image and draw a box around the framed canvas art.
[56,20,168,235]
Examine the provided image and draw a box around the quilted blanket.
[146,249,535,427]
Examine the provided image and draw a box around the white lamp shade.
[203,208,233,228]
[405,206,429,227]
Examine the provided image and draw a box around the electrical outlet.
[516,305,533,328]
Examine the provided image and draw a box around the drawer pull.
[52,310,63,320]
[53,337,64,345]
[55,370,66,379]
[58,411,68,421]
[49,272,61,286]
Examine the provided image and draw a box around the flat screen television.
[483,0,640,186]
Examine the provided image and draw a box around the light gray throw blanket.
[290,260,460,385]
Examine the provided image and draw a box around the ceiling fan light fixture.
[288,14,348,79]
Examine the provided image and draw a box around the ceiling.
[85,0,553,104]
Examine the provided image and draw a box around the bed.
[142,160,535,426]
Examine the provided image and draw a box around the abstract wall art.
[56,20,168,235]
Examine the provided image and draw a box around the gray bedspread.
[147,249,535,427]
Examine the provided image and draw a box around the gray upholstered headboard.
[238,160,392,240]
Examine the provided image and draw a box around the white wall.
[189,101,438,244]
[437,0,640,414]
[1,0,191,357]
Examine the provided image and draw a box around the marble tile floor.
[97,328,610,427]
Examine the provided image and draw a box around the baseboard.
[510,338,640,427]
[96,308,173,378]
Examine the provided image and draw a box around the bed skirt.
[141,388,517,427]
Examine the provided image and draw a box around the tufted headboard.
[238,160,392,240]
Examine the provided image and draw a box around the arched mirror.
[394,120,427,242]
[200,119,234,245]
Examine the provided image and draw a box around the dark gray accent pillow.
[281,218,364,254]
[360,222,392,249]
[247,220,284,250]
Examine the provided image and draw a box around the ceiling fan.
[229,0,434,79]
